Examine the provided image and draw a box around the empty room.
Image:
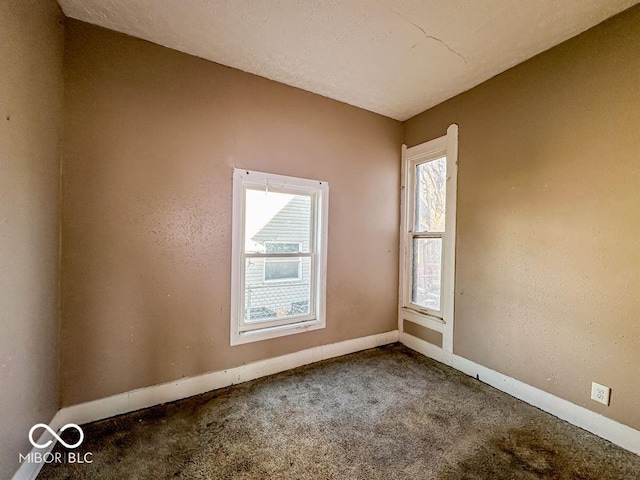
[2,0,640,478]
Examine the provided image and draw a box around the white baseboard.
[13,330,398,480]
[11,410,65,480]
[57,330,399,427]
[399,332,640,456]
[20,329,635,479]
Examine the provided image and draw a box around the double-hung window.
[230,169,329,345]
[399,125,458,354]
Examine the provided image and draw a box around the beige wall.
[404,5,640,429]
[403,321,443,348]
[0,1,64,476]
[61,20,402,406]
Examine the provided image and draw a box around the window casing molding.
[399,124,458,357]
[230,169,329,346]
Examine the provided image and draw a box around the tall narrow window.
[230,169,329,345]
[412,157,447,312]
[399,124,458,355]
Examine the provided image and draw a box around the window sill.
[230,318,324,346]
[401,307,445,332]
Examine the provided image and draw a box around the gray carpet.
[39,344,640,479]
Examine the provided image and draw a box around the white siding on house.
[245,196,312,321]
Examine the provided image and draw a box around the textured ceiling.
[57,0,639,121]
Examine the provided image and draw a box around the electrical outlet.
[591,382,611,406]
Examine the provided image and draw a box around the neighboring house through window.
[230,169,329,345]
[264,242,302,282]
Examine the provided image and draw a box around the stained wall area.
[0,0,64,476]
[404,5,640,430]
[61,20,402,406]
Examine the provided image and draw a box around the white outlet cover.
[591,382,611,406]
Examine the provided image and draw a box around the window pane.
[265,242,300,253]
[411,238,442,311]
[265,258,300,281]
[245,257,311,322]
[245,189,311,253]
[414,157,446,233]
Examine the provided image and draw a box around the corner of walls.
[12,331,398,480]
[0,1,65,479]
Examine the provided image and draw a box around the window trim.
[399,124,458,356]
[230,168,329,346]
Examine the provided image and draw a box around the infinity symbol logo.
[28,423,85,449]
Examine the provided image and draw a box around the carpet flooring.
[39,344,640,479]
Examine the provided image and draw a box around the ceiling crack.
[419,32,467,64]
[377,1,467,64]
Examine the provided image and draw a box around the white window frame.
[399,124,458,357]
[263,242,303,283]
[231,169,329,346]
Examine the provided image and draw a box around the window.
[399,124,458,354]
[230,169,329,345]
[412,157,446,312]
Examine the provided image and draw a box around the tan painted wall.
[403,321,443,348]
[404,5,640,429]
[0,1,64,476]
[61,20,402,406]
